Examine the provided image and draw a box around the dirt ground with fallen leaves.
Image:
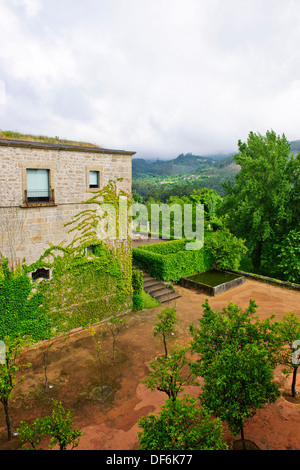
[0,276,300,451]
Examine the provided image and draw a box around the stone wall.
[0,141,134,265]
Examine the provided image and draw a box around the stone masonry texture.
[0,140,134,266]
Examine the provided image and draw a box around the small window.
[32,268,50,281]
[87,245,96,255]
[26,169,50,202]
[89,171,99,188]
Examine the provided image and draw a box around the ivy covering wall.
[31,179,133,334]
[0,180,133,340]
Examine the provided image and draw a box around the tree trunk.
[163,334,168,358]
[43,351,48,389]
[240,424,246,450]
[2,398,12,440]
[292,366,298,398]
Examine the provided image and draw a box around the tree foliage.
[199,343,281,444]
[219,130,300,271]
[18,401,83,450]
[153,307,179,357]
[205,228,247,270]
[0,335,31,440]
[274,313,300,397]
[142,346,198,401]
[138,395,228,450]
[0,257,50,341]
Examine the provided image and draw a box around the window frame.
[21,162,56,207]
[86,165,103,193]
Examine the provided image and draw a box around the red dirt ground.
[0,278,300,451]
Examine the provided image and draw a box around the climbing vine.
[0,180,133,338]
[27,179,133,334]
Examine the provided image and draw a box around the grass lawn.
[142,290,161,308]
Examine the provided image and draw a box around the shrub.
[132,294,144,311]
[205,229,247,270]
[132,269,144,310]
[132,269,143,295]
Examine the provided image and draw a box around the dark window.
[32,268,50,281]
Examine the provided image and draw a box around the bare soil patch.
[0,279,300,451]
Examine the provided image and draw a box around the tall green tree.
[219,130,300,271]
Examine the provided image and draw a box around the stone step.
[144,284,169,294]
[132,262,181,304]
[155,291,181,303]
[146,284,170,294]
[143,274,154,282]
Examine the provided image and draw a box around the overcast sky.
[0,0,300,159]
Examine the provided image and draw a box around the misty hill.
[290,140,300,155]
[132,152,235,177]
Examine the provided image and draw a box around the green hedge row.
[132,240,214,282]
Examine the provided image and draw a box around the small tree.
[138,395,228,450]
[18,401,83,450]
[17,418,46,450]
[200,343,280,449]
[153,307,179,358]
[40,334,68,390]
[88,325,106,394]
[274,313,300,397]
[0,335,31,440]
[41,339,55,390]
[189,299,281,374]
[106,315,128,360]
[142,346,198,402]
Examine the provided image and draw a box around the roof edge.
[0,138,136,156]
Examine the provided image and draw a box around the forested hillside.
[133,140,299,200]
[132,152,239,199]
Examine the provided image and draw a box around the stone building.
[0,138,135,267]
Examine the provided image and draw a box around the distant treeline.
[132,152,234,178]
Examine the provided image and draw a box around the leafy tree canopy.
[219,130,300,270]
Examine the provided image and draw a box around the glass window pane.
[27,169,49,198]
[89,171,99,187]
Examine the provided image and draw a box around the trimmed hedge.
[133,240,213,282]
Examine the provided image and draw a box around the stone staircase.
[133,263,181,304]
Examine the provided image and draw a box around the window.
[26,169,51,203]
[86,166,103,193]
[87,245,96,255]
[31,268,50,281]
[21,162,56,207]
[89,170,99,188]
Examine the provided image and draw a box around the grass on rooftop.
[0,130,100,147]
